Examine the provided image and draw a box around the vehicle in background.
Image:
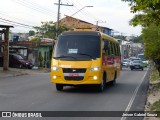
[137,53,149,67]
[0,53,33,69]
[129,60,144,70]
[128,57,141,66]
[0,53,3,67]
[9,54,33,69]
[122,59,129,67]
[129,57,136,61]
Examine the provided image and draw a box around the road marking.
[121,68,149,120]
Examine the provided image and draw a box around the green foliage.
[122,0,160,75]
[113,35,126,40]
[38,51,43,67]
[122,0,160,26]
[31,37,40,42]
[34,21,69,39]
[29,30,35,36]
[142,24,160,60]
[34,21,56,39]
[131,35,143,43]
[150,99,160,111]
[150,66,160,82]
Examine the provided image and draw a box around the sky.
[0,0,142,36]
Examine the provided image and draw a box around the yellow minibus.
[51,30,121,92]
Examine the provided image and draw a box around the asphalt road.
[0,67,149,120]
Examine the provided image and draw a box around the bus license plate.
[69,73,79,77]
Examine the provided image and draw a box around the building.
[58,16,112,36]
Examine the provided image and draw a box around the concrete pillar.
[3,27,9,70]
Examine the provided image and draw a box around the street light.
[71,6,93,17]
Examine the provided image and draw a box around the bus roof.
[60,31,119,44]
[60,31,100,36]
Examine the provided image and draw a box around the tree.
[29,30,35,36]
[38,51,43,67]
[113,35,126,40]
[34,21,69,39]
[34,21,56,39]
[122,0,160,75]
[131,35,143,43]
[122,0,160,26]
[142,24,160,75]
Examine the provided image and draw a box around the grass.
[149,66,160,116]
[150,66,160,82]
[150,99,160,111]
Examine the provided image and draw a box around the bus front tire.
[56,84,63,91]
[97,73,106,92]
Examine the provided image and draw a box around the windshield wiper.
[53,55,77,60]
[77,53,95,59]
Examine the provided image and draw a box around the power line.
[62,0,85,19]
[10,0,57,17]
[0,17,33,28]
[0,20,32,28]
[0,10,36,25]
[67,0,97,24]
[22,0,56,15]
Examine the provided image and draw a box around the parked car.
[0,54,3,67]
[9,53,33,69]
[129,60,144,70]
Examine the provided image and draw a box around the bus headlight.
[93,76,98,80]
[53,75,57,79]
[90,67,101,71]
[51,66,59,71]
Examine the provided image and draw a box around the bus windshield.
[54,35,100,60]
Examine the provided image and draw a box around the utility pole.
[54,0,73,38]
[96,20,106,31]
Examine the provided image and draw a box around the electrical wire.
[10,0,57,17]
[0,10,36,25]
[66,0,98,24]
[0,17,33,28]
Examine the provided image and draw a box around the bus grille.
[63,68,86,81]
[64,76,84,81]
[63,68,86,73]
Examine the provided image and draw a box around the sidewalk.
[0,67,50,78]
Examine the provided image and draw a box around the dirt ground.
[144,81,160,120]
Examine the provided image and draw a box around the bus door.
[102,40,115,81]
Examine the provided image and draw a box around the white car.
[130,60,144,70]
[129,58,141,66]
[122,59,129,67]
[137,54,149,67]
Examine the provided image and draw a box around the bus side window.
[117,45,121,56]
[108,41,112,56]
[110,42,113,56]
[102,39,108,56]
[114,43,118,56]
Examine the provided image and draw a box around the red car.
[0,53,33,69]
[9,54,33,69]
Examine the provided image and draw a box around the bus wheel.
[111,72,117,86]
[97,73,106,92]
[56,84,63,91]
